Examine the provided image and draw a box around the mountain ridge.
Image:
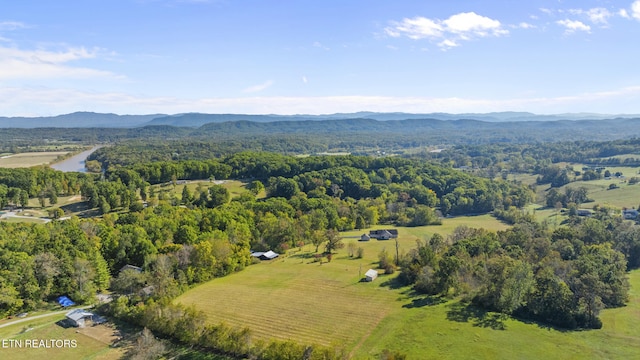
[1,111,639,128]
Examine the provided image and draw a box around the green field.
[357,269,640,359]
[0,151,69,168]
[0,314,123,360]
[176,218,640,359]
[560,165,640,209]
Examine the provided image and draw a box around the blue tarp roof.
[57,296,75,307]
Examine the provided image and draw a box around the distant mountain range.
[0,111,639,128]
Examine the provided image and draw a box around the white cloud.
[243,80,274,93]
[4,86,640,117]
[385,12,507,49]
[619,9,630,19]
[443,12,507,36]
[569,8,612,25]
[0,21,27,31]
[0,45,121,80]
[556,19,591,34]
[385,17,443,39]
[586,8,612,24]
[633,0,640,20]
[313,41,330,50]
[438,39,458,50]
[516,22,536,29]
[302,76,308,84]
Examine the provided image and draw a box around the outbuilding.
[65,309,94,328]
[364,269,378,282]
[251,250,280,260]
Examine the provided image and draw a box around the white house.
[365,269,378,282]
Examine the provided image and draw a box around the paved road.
[0,306,92,329]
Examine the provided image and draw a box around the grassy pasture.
[177,246,640,359]
[176,244,400,349]
[356,271,640,359]
[177,216,640,359]
[0,314,123,360]
[559,166,640,209]
[0,151,69,168]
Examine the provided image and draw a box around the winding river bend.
[50,146,102,173]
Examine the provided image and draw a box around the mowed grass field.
[176,244,399,350]
[0,314,124,360]
[556,165,640,209]
[356,270,640,359]
[0,151,69,168]
[176,217,640,359]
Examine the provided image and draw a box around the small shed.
[364,269,378,282]
[65,309,94,328]
[359,234,370,241]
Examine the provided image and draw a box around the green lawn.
[0,314,123,360]
[355,268,640,359]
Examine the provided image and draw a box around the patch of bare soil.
[78,324,122,345]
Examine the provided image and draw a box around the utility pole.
[395,238,399,266]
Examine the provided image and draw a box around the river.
[50,146,102,173]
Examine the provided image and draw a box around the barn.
[364,269,378,282]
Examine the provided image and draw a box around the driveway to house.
[0,306,92,329]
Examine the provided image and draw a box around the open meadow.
[0,314,124,360]
[176,215,640,358]
[557,164,640,209]
[0,152,69,168]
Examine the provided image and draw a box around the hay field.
[176,249,398,349]
[0,152,68,168]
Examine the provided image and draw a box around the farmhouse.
[369,229,398,240]
[364,269,378,282]
[65,309,94,328]
[359,234,371,241]
[251,250,279,260]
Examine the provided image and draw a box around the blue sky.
[1,0,640,116]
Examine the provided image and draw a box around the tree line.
[397,208,637,329]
